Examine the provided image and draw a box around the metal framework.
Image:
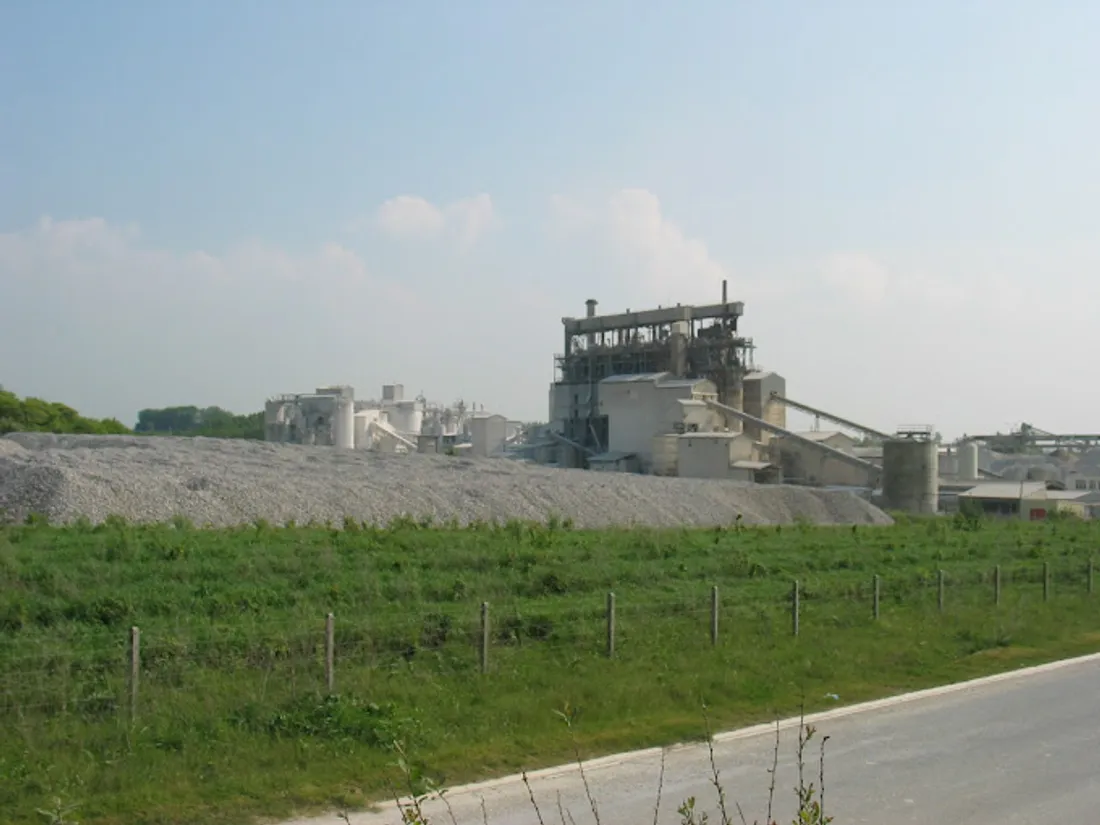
[768,393,891,441]
[967,423,1100,453]
[552,284,755,459]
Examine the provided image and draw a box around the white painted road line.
[280,651,1100,825]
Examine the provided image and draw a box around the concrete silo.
[882,430,939,514]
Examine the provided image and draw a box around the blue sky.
[2,1,1099,437]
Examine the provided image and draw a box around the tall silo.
[882,433,939,514]
[957,440,979,482]
[334,398,355,449]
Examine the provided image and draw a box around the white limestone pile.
[0,433,893,528]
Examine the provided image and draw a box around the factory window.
[1076,480,1088,490]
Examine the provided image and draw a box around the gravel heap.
[0,433,892,528]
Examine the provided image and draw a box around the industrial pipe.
[767,393,891,441]
[703,399,882,482]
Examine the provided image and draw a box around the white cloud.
[549,188,732,305]
[374,193,497,247]
[0,216,419,420]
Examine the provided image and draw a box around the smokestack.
[584,299,598,348]
[721,280,727,304]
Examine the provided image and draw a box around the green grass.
[2,512,1100,824]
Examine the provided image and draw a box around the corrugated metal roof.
[732,460,772,470]
[600,372,669,384]
[680,431,746,440]
[789,430,846,442]
[600,373,711,389]
[588,450,637,462]
[958,482,1047,499]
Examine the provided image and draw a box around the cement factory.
[264,283,1100,520]
[264,383,522,458]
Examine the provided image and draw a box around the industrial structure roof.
[790,430,847,442]
[958,482,1048,499]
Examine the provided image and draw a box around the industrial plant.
[523,283,1100,520]
[264,384,521,458]
[263,283,1100,521]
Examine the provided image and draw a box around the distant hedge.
[134,405,264,439]
[0,388,130,435]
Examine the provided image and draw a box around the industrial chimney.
[585,299,598,318]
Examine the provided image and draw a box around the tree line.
[133,406,264,439]
[0,388,130,436]
[0,387,263,440]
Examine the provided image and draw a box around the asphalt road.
[288,654,1100,825]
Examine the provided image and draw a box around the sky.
[2,1,1100,439]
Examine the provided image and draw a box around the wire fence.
[0,557,1096,723]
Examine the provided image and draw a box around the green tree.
[0,389,131,436]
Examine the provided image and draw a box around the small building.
[599,372,718,472]
[1064,471,1100,492]
[677,432,757,480]
[957,482,1089,520]
[469,413,508,457]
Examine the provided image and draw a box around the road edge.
[419,649,1100,799]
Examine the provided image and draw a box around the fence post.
[1090,559,1095,596]
[325,612,335,694]
[710,585,720,646]
[480,602,490,674]
[938,569,945,613]
[606,592,616,658]
[129,625,140,725]
[994,564,1001,606]
[792,580,800,637]
[872,574,880,620]
[1043,562,1050,602]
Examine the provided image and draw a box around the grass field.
[2,512,1100,825]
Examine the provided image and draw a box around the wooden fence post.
[994,565,1001,606]
[792,580,800,637]
[1043,562,1050,602]
[480,602,490,674]
[710,585,719,646]
[325,612,335,694]
[938,569,945,613]
[872,575,880,620]
[129,625,140,725]
[606,592,616,658]
[1090,559,1095,596]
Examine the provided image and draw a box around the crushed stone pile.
[0,434,893,528]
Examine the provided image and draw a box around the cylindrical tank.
[388,402,423,435]
[882,438,939,514]
[334,398,355,449]
[957,440,979,481]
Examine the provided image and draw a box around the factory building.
[265,385,356,448]
[535,290,1098,518]
[550,284,753,467]
[956,482,1095,520]
[266,383,516,455]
